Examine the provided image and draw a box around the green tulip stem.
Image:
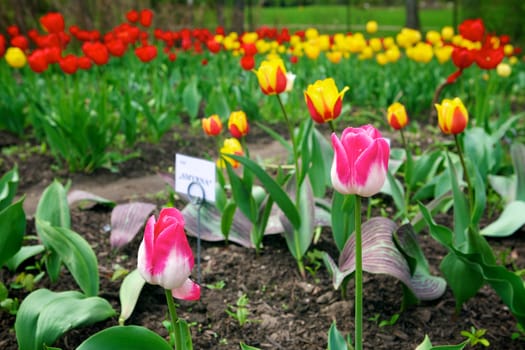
[354,196,363,350]
[399,128,411,218]
[276,94,299,181]
[454,134,473,214]
[329,120,336,134]
[164,289,181,350]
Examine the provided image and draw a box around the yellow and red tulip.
[202,114,223,136]
[387,102,409,130]
[228,110,249,138]
[217,138,244,169]
[331,125,390,197]
[137,208,200,300]
[435,97,469,135]
[304,78,349,123]
[253,58,288,95]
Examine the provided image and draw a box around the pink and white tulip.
[331,125,390,197]
[137,208,200,300]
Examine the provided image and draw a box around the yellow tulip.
[496,63,511,78]
[253,58,287,95]
[435,97,469,135]
[365,20,378,34]
[304,78,349,124]
[5,47,26,68]
[387,102,409,130]
[217,138,244,169]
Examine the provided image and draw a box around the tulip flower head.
[5,47,26,68]
[137,208,200,300]
[253,58,288,95]
[304,78,349,124]
[331,125,390,197]
[202,114,223,136]
[228,110,249,138]
[435,97,469,135]
[387,102,409,130]
[217,138,244,169]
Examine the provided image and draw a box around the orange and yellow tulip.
[435,97,469,134]
[217,138,244,169]
[228,110,249,138]
[304,78,349,123]
[253,58,287,95]
[387,102,409,130]
[202,114,223,136]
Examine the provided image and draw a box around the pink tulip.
[137,208,200,300]
[331,125,390,197]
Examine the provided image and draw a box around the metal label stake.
[187,181,205,285]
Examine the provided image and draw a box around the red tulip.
[240,55,255,71]
[475,38,504,70]
[139,9,154,27]
[77,56,92,70]
[7,25,20,37]
[206,38,221,53]
[28,50,49,73]
[135,44,157,62]
[0,35,5,57]
[242,43,257,56]
[106,39,127,57]
[10,35,29,51]
[59,54,78,74]
[40,12,65,34]
[82,41,109,65]
[451,46,474,70]
[126,9,139,23]
[458,18,485,42]
[44,46,61,64]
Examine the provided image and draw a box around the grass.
[199,5,454,35]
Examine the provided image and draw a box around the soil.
[1,123,525,350]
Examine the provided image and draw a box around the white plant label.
[175,154,216,203]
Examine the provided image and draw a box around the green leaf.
[385,170,406,219]
[182,78,202,119]
[415,335,468,350]
[240,342,261,350]
[325,217,445,301]
[225,162,257,223]
[173,319,193,350]
[446,154,468,247]
[331,193,355,252]
[5,244,45,271]
[0,166,19,212]
[0,197,26,267]
[205,87,230,119]
[36,220,99,296]
[481,201,525,237]
[220,201,237,242]
[279,176,315,261]
[327,321,348,350]
[35,180,71,282]
[76,325,172,350]
[227,154,301,230]
[308,127,333,197]
[15,289,115,350]
[511,142,525,202]
[119,269,146,325]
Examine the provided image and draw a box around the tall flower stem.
[354,196,363,350]
[276,93,305,278]
[454,134,473,213]
[165,289,181,350]
[399,128,411,218]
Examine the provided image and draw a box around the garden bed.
[2,124,525,350]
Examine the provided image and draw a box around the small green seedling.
[226,293,251,327]
[461,327,490,347]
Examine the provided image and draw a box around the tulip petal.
[171,278,201,301]
[355,139,390,197]
[331,133,353,194]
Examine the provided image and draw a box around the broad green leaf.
[385,170,406,219]
[511,142,525,202]
[37,220,99,296]
[324,217,445,301]
[205,87,230,120]
[110,202,156,248]
[240,343,261,350]
[182,78,201,119]
[446,154,468,247]
[308,127,332,197]
[173,318,193,350]
[327,321,349,350]
[76,325,172,350]
[468,161,486,228]
[410,149,444,190]
[228,154,301,230]
[15,289,115,350]
[420,204,525,324]
[220,201,237,242]
[5,244,45,271]
[415,335,467,350]
[331,193,356,252]
[488,174,515,203]
[119,269,146,325]
[0,197,26,267]
[0,166,19,212]
[35,180,71,282]
[225,162,257,223]
[67,190,116,209]
[481,201,525,237]
[279,176,315,261]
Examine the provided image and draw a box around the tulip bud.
[386,102,409,130]
[253,58,288,95]
[228,110,249,138]
[5,47,26,68]
[137,208,200,300]
[304,78,349,124]
[435,97,469,135]
[217,138,244,169]
[202,114,223,136]
[331,125,390,197]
